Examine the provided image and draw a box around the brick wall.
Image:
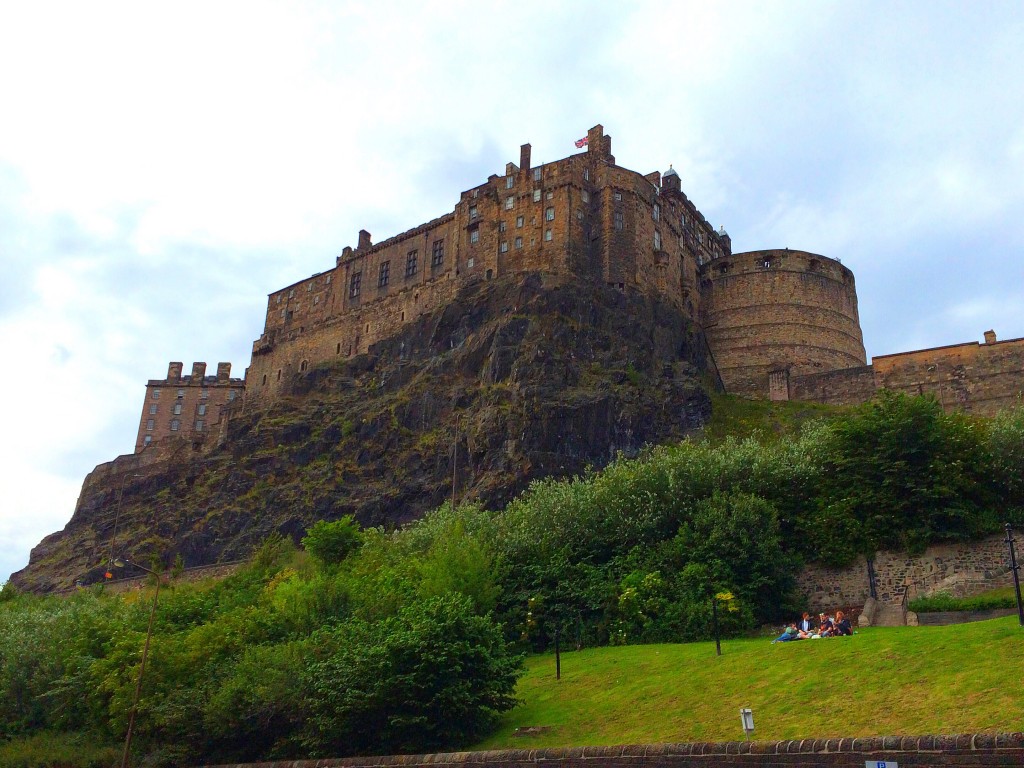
[796,534,1014,611]
[789,365,877,406]
[201,733,1024,768]
[872,335,1024,416]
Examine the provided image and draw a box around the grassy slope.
[701,392,842,442]
[474,619,1024,749]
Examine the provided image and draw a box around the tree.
[813,391,995,560]
[302,516,363,566]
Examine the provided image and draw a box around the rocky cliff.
[12,272,714,592]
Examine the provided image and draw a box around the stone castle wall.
[795,534,1014,611]
[699,249,867,397]
[787,334,1024,416]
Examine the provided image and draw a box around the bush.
[909,590,1019,613]
[302,516,364,566]
[303,594,521,756]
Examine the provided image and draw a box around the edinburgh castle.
[135,123,1023,455]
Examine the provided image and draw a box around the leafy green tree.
[813,391,995,561]
[303,594,521,756]
[302,516,364,566]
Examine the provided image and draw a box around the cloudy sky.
[2,1,1023,583]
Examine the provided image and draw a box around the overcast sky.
[2,1,1023,584]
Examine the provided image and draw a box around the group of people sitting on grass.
[772,611,853,642]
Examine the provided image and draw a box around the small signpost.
[739,707,754,740]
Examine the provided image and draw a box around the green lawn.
[474,618,1024,749]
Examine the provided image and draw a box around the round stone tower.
[700,249,866,398]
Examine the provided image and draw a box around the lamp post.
[107,474,141,579]
[114,557,162,768]
[1005,523,1024,627]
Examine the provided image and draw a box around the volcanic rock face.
[12,273,713,592]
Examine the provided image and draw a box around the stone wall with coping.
[796,534,1014,611]
[200,733,1024,768]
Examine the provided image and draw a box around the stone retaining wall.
[796,534,1013,612]
[202,733,1024,768]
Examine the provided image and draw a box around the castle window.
[378,261,390,287]
[470,227,480,244]
[533,189,541,202]
[307,283,313,292]
[584,168,590,181]
[515,236,522,249]
[533,168,541,181]
[313,296,319,305]
[326,274,331,284]
[143,435,152,446]
[505,196,515,210]
[262,374,267,386]
[499,221,506,233]
[653,204,660,222]
[146,419,154,431]
[581,190,589,203]
[228,390,237,401]
[516,215,524,228]
[614,191,622,201]
[469,205,478,219]
[431,239,444,266]
[300,360,308,372]
[680,213,687,229]
[546,191,553,200]
[467,257,475,268]
[173,403,182,415]
[500,241,509,253]
[336,343,341,354]
[277,369,282,380]
[614,211,624,231]
[719,263,729,275]
[545,206,555,221]
[200,389,208,399]
[506,175,514,189]
[170,419,180,431]
[198,404,207,416]
[149,404,157,415]
[350,271,362,298]
[177,389,184,398]
[654,230,662,250]
[195,420,203,431]
[544,229,553,241]
[275,295,281,304]
[405,250,418,277]
[288,289,295,298]
[762,258,772,269]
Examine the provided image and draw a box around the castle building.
[134,362,244,453]
[134,124,1023,453]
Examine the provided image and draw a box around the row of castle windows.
[145,418,204,432]
[349,240,445,298]
[148,402,209,417]
[275,274,332,304]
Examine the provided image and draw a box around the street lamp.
[106,474,141,579]
[1005,523,1024,627]
[113,557,162,768]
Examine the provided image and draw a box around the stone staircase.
[858,596,918,627]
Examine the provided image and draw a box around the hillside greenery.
[1,393,1022,765]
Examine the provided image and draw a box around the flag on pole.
[574,136,589,148]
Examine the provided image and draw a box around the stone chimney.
[984,330,997,344]
[216,362,231,381]
[520,143,531,171]
[338,245,353,265]
[167,362,183,382]
[357,230,372,250]
[191,362,207,381]
[587,124,613,162]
